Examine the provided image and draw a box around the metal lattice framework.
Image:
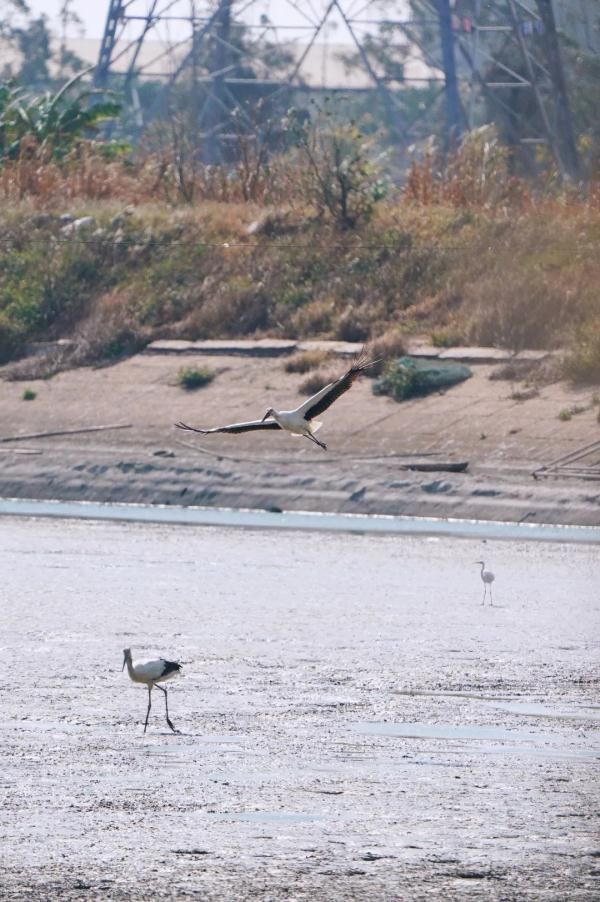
[533,439,600,481]
[93,0,582,175]
[445,0,580,177]
[93,1,439,159]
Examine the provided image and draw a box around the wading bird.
[475,561,495,605]
[122,648,182,733]
[175,354,377,451]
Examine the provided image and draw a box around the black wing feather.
[161,660,182,677]
[175,419,281,434]
[303,356,375,421]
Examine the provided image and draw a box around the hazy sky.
[25,0,390,41]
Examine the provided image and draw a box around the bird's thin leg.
[143,686,152,733]
[481,585,486,605]
[154,683,177,733]
[489,585,493,606]
[304,432,327,451]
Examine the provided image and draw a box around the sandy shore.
[1,347,599,525]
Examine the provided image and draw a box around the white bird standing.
[175,354,377,451]
[475,560,495,605]
[122,648,182,733]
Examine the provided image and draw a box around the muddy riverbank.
[2,516,599,899]
[1,349,600,525]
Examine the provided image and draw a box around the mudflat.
[2,516,599,900]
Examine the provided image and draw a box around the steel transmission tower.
[401,0,581,177]
[92,0,439,157]
[93,0,582,177]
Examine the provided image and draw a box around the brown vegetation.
[284,350,331,374]
[298,369,340,396]
[0,134,599,384]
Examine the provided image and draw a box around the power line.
[0,238,477,251]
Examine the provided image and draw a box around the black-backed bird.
[175,353,377,451]
[122,648,182,733]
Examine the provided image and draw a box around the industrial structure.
[93,1,597,177]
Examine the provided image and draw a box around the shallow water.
[2,496,600,543]
[1,514,599,900]
[353,721,600,760]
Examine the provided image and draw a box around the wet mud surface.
[1,518,599,899]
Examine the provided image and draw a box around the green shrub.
[286,106,386,230]
[558,404,586,421]
[22,388,36,400]
[431,326,463,348]
[177,366,215,390]
[373,356,472,402]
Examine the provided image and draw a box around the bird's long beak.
[122,654,126,671]
[261,410,270,422]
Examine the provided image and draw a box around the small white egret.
[175,353,378,451]
[122,648,182,733]
[475,560,495,605]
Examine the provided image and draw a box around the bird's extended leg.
[144,686,152,733]
[489,585,493,606]
[481,585,487,605]
[304,431,327,451]
[154,682,177,733]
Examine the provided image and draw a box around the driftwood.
[0,423,132,444]
[401,461,469,473]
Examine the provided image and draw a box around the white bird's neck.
[124,655,136,679]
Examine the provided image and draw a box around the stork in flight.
[175,354,376,450]
[122,648,182,733]
[475,561,495,605]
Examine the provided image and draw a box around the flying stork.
[475,561,495,605]
[122,648,182,733]
[175,353,377,450]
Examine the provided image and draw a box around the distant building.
[0,35,435,90]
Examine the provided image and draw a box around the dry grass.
[284,350,331,374]
[0,152,158,207]
[489,361,539,382]
[0,144,599,376]
[563,319,600,384]
[510,386,540,402]
[298,369,339,395]
[366,330,407,376]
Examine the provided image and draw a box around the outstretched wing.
[300,354,377,421]
[175,418,281,435]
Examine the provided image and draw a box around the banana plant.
[0,68,121,161]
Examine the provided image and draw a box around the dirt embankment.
[1,202,599,383]
[1,347,599,524]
